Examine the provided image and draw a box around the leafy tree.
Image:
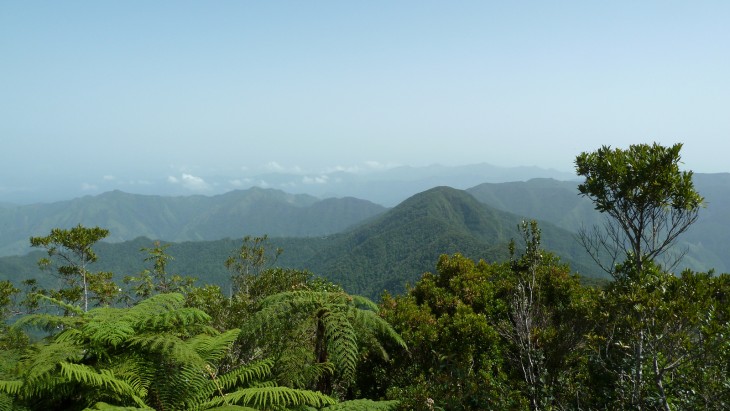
[122,241,195,305]
[496,221,597,410]
[378,254,518,410]
[225,235,282,296]
[575,143,704,275]
[575,143,720,411]
[585,264,730,410]
[377,231,597,411]
[0,280,19,324]
[30,225,116,312]
[501,221,547,410]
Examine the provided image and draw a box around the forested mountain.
[3,172,729,296]
[0,188,386,257]
[467,173,730,273]
[287,186,602,297]
[0,186,602,299]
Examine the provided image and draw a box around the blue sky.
[1,1,728,201]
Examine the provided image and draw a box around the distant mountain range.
[467,173,730,273]
[1,171,727,298]
[2,162,577,206]
[0,188,385,257]
[0,186,603,298]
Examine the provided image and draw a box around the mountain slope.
[467,174,730,273]
[467,178,596,232]
[0,186,602,299]
[0,188,386,256]
[284,186,603,297]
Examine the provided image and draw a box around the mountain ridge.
[0,188,386,257]
[0,185,603,299]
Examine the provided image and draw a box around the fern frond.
[126,333,203,366]
[200,406,258,411]
[34,293,85,316]
[130,292,186,313]
[201,386,337,409]
[12,312,84,333]
[108,354,154,398]
[54,328,85,345]
[348,307,407,351]
[259,291,321,307]
[274,350,331,389]
[59,362,147,407]
[141,308,212,332]
[82,401,154,410]
[83,315,136,348]
[0,380,22,396]
[349,295,379,312]
[322,399,400,410]
[321,311,358,383]
[0,393,18,411]
[188,329,241,363]
[249,380,277,388]
[247,300,313,333]
[214,359,273,391]
[23,341,83,385]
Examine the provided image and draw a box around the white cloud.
[181,174,210,191]
[364,160,399,170]
[168,174,211,191]
[81,183,97,191]
[264,161,303,174]
[102,175,115,181]
[325,165,361,173]
[264,161,284,172]
[324,161,400,174]
[229,178,252,187]
[302,175,329,184]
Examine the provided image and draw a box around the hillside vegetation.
[0,188,386,257]
[0,186,604,299]
[1,145,728,410]
[468,173,730,273]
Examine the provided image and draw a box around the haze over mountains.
[2,163,577,206]
[0,188,386,257]
[0,185,600,298]
[1,163,728,298]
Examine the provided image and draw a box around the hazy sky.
[2,1,729,200]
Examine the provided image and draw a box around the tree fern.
[245,291,406,397]
[3,293,334,410]
[59,362,147,406]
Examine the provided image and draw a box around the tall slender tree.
[30,224,114,312]
[575,142,703,276]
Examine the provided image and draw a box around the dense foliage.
[0,144,728,410]
[1,222,726,410]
